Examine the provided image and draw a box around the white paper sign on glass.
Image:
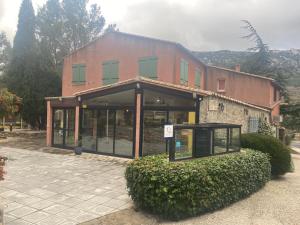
[164,125,174,138]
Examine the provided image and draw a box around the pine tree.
[5,0,61,129]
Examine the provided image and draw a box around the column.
[74,105,80,146]
[134,93,142,159]
[46,101,53,146]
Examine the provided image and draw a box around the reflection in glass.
[228,128,240,151]
[143,111,167,156]
[115,110,133,156]
[53,109,64,145]
[65,109,75,147]
[81,109,97,151]
[174,129,193,159]
[97,110,114,154]
[214,128,227,154]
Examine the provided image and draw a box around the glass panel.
[174,129,193,160]
[168,111,191,124]
[84,90,135,107]
[53,109,64,145]
[143,111,167,156]
[115,110,133,156]
[81,109,97,151]
[214,128,227,154]
[143,90,194,107]
[65,109,75,147]
[97,110,114,154]
[228,128,240,151]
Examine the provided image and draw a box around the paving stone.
[42,204,68,214]
[0,146,131,224]
[7,218,33,225]
[8,206,37,218]
[89,204,114,216]
[35,215,69,225]
[4,202,23,213]
[22,211,51,223]
[30,200,55,210]
[4,213,17,223]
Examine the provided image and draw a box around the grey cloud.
[120,0,300,51]
[0,0,4,22]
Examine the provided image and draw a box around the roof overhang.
[73,77,210,100]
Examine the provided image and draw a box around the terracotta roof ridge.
[207,65,275,81]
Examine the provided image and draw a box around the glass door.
[115,109,134,157]
[53,108,75,148]
[53,109,64,146]
[143,111,167,156]
[96,110,114,154]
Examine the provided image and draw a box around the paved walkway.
[0,147,132,225]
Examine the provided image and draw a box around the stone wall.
[200,95,271,133]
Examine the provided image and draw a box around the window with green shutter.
[195,68,201,88]
[180,59,188,85]
[139,56,157,79]
[102,60,119,85]
[72,64,86,84]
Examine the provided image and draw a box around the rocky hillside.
[193,49,300,87]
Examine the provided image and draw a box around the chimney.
[235,64,241,72]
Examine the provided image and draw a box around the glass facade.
[80,108,134,157]
[96,110,114,154]
[53,109,64,146]
[115,110,134,156]
[214,128,227,154]
[53,109,75,147]
[143,111,167,156]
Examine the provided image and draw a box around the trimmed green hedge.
[241,133,292,176]
[125,150,270,220]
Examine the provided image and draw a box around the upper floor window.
[217,79,226,92]
[102,60,119,85]
[195,68,201,88]
[72,64,86,84]
[180,59,188,85]
[139,56,157,79]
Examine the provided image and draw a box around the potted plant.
[74,139,83,155]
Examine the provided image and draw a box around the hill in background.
[193,49,300,103]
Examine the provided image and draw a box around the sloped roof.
[66,31,206,66]
[72,77,270,112]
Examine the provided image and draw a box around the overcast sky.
[0,0,299,51]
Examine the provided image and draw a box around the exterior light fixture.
[77,96,81,102]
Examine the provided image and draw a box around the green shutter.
[79,65,86,82]
[72,64,85,84]
[139,56,157,79]
[102,60,119,85]
[195,69,201,88]
[180,59,188,84]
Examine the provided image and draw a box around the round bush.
[125,150,270,220]
[241,133,292,176]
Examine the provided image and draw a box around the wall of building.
[62,32,206,96]
[200,95,271,133]
[205,66,280,110]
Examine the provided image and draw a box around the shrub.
[125,150,270,220]
[241,133,292,176]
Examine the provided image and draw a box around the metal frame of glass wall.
[52,107,75,149]
[79,106,135,158]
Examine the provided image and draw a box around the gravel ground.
[82,155,300,225]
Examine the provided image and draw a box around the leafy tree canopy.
[36,0,116,69]
[0,88,21,119]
